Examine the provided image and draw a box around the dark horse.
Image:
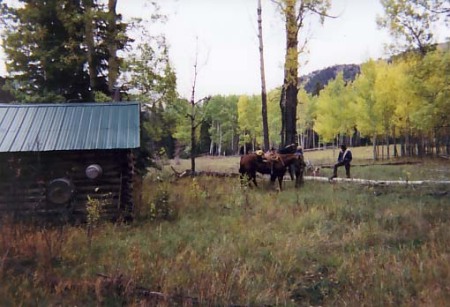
[239,153,305,190]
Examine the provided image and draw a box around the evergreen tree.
[0,0,129,102]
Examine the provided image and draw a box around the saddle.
[255,150,284,167]
[264,152,281,162]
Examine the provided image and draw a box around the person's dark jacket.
[338,149,352,164]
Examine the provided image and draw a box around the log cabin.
[0,102,140,223]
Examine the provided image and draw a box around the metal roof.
[0,102,140,152]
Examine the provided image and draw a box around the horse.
[281,152,306,188]
[277,144,306,185]
[239,153,305,190]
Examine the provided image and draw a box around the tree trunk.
[231,129,234,154]
[285,84,298,145]
[385,133,390,160]
[393,126,398,157]
[405,118,411,156]
[280,1,299,147]
[279,86,286,145]
[190,102,196,174]
[218,123,222,155]
[189,54,199,175]
[107,0,119,95]
[435,127,440,156]
[372,135,378,160]
[400,134,405,157]
[209,131,214,155]
[312,129,316,149]
[257,0,270,151]
[418,133,425,157]
[84,0,96,100]
[446,134,450,155]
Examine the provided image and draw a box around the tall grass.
[0,159,449,305]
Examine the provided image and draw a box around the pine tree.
[1,0,129,102]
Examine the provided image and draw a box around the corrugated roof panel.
[0,102,140,152]
[117,105,131,148]
[0,107,9,136]
[24,107,48,151]
[107,106,118,148]
[71,107,84,148]
[96,106,111,149]
[56,105,77,150]
[86,105,101,149]
[39,107,58,151]
[43,106,66,151]
[57,105,86,151]
[129,107,140,148]
[0,108,16,151]
[12,106,37,151]
[104,106,114,148]
[3,107,26,152]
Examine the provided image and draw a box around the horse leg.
[295,160,306,188]
[278,175,283,190]
[295,171,301,188]
[251,171,258,187]
[294,168,305,188]
[239,174,245,187]
[269,174,277,189]
[240,171,252,188]
[288,165,295,181]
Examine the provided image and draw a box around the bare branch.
[304,3,337,19]
[270,0,284,12]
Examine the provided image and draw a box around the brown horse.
[239,153,305,190]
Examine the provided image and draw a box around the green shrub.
[149,182,178,221]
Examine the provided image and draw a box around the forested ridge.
[299,64,361,94]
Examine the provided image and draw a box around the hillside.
[299,64,361,94]
[299,42,449,95]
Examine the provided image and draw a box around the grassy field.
[169,146,390,172]
[169,147,449,181]
[1,151,449,306]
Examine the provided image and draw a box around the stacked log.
[0,149,135,223]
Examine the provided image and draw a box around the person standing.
[329,145,352,179]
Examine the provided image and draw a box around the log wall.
[0,150,135,223]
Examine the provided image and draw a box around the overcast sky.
[1,0,449,100]
[119,0,446,99]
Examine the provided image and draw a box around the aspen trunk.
[280,2,299,146]
[257,0,270,151]
[372,135,377,160]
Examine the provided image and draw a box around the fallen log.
[171,168,240,179]
[319,161,422,169]
[170,168,450,186]
[305,176,450,186]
